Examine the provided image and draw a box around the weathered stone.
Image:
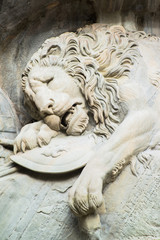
[0,149,159,239]
[0,1,160,240]
[0,0,160,124]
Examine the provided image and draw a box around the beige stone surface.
[0,148,159,240]
[0,0,160,125]
[9,24,160,238]
[0,1,160,239]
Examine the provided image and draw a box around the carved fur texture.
[21,24,141,135]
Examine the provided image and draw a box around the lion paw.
[14,121,58,153]
[68,173,103,216]
[37,124,58,147]
[14,123,39,153]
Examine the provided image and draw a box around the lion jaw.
[65,104,89,136]
[43,103,89,136]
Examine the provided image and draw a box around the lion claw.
[68,174,104,217]
[13,144,18,155]
[37,138,43,147]
[21,141,26,153]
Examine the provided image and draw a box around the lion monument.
[14,23,160,229]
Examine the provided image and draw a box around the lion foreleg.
[69,109,156,217]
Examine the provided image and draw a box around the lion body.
[15,24,160,219]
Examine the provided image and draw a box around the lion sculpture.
[14,24,160,226]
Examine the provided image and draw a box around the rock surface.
[0,1,160,239]
[0,148,159,240]
[0,0,160,124]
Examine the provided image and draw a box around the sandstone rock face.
[102,150,160,240]
[0,0,96,125]
[0,150,159,240]
[0,1,160,240]
[0,0,160,124]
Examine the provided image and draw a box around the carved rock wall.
[0,0,160,124]
[94,0,160,35]
[0,1,160,240]
[0,0,96,125]
[0,149,159,240]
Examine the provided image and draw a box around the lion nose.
[40,101,54,115]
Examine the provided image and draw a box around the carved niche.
[11,24,160,237]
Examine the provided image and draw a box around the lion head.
[22,24,139,137]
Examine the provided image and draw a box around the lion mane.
[22,24,141,138]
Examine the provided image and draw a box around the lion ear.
[41,40,61,58]
[47,45,61,56]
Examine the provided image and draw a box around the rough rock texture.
[102,150,160,240]
[0,149,159,240]
[0,0,96,125]
[0,0,160,124]
[94,0,160,34]
[0,1,160,239]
